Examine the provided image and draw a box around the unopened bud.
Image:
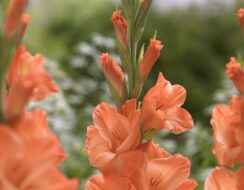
[237,9,244,31]
[4,0,28,38]
[100,53,125,97]
[226,57,244,94]
[111,10,128,47]
[139,39,163,81]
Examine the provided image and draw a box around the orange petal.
[164,107,194,134]
[146,154,190,190]
[140,140,171,160]
[204,167,237,190]
[86,126,116,169]
[211,104,241,167]
[115,150,145,177]
[85,174,136,190]
[175,179,197,190]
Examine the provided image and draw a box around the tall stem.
[128,19,138,98]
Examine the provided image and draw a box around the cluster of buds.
[204,9,244,190]
[0,0,78,189]
[85,0,197,189]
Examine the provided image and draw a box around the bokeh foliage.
[25,0,244,189]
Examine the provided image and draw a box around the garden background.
[24,0,244,189]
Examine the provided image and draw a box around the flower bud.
[100,53,126,98]
[4,0,28,38]
[111,10,128,47]
[226,57,244,95]
[237,9,244,30]
[17,14,30,42]
[139,39,163,81]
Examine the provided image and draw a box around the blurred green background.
[25,0,244,189]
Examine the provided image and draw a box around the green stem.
[0,74,5,123]
[128,19,138,98]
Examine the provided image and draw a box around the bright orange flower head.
[204,167,244,190]
[100,53,125,98]
[237,9,244,31]
[132,141,197,190]
[85,174,136,190]
[111,10,128,47]
[85,100,144,176]
[139,39,163,81]
[226,57,244,95]
[5,0,29,38]
[5,45,59,120]
[0,110,78,190]
[211,98,244,167]
[141,72,194,133]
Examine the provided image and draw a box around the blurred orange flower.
[5,0,28,38]
[5,45,59,120]
[237,9,244,31]
[0,110,78,190]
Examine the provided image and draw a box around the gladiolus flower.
[111,10,128,47]
[85,100,144,176]
[211,98,244,167]
[5,0,28,38]
[132,141,197,190]
[141,72,194,133]
[226,57,244,95]
[0,110,78,190]
[5,45,59,120]
[237,9,244,30]
[139,39,163,81]
[85,174,136,190]
[100,53,126,98]
[204,167,244,190]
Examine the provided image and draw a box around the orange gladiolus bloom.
[211,97,244,167]
[237,9,244,31]
[85,174,136,190]
[5,0,28,38]
[132,141,197,190]
[204,167,244,190]
[5,45,59,119]
[141,72,194,133]
[226,57,244,95]
[0,110,78,190]
[111,10,128,47]
[85,100,144,176]
[139,39,163,81]
[100,53,126,98]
